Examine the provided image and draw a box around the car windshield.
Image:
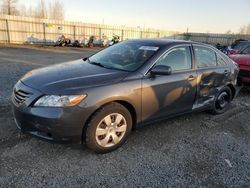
[88,41,160,72]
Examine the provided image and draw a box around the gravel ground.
[0,45,250,187]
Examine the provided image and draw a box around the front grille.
[13,89,31,105]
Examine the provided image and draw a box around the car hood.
[229,54,250,66]
[21,59,129,94]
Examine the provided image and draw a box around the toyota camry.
[12,39,240,153]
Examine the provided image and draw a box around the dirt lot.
[0,45,250,187]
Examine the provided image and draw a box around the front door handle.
[187,75,196,81]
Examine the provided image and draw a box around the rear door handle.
[187,75,196,81]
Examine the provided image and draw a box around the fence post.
[43,23,46,44]
[99,27,102,39]
[121,29,124,41]
[73,25,76,41]
[140,31,143,38]
[157,32,160,38]
[5,19,10,44]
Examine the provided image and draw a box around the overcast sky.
[18,0,250,33]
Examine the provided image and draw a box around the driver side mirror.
[83,57,89,61]
[150,65,172,76]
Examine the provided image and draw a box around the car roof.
[238,41,250,44]
[126,38,202,46]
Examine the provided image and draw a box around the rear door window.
[194,46,217,68]
[216,54,227,66]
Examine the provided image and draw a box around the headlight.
[34,95,87,107]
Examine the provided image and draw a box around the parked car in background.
[231,39,248,49]
[12,39,240,153]
[228,41,250,55]
[229,45,250,85]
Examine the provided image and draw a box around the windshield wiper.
[89,61,105,68]
[84,57,105,68]
[87,59,128,72]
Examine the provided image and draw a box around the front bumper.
[13,105,87,144]
[12,81,91,144]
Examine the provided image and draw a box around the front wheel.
[84,102,132,153]
[210,86,232,114]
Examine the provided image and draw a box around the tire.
[210,86,232,115]
[84,102,132,153]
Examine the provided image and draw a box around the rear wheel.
[210,86,232,114]
[84,102,132,153]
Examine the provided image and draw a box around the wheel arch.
[114,100,137,129]
[81,100,138,143]
[227,83,236,99]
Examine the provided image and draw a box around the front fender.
[78,79,142,124]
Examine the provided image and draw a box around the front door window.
[156,46,192,71]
